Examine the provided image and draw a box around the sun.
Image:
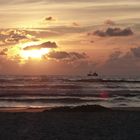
[20,48,50,59]
[20,42,50,60]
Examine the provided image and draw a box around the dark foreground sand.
[0,105,140,140]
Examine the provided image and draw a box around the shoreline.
[0,105,140,112]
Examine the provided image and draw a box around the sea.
[0,75,140,109]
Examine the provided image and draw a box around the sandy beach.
[0,105,139,140]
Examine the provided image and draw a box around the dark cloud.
[0,48,8,55]
[5,34,27,43]
[99,47,140,75]
[93,27,133,37]
[47,51,70,59]
[0,29,36,46]
[47,51,87,61]
[45,16,55,21]
[72,22,80,27]
[23,41,58,50]
[106,47,140,63]
[104,19,116,26]
[108,51,122,61]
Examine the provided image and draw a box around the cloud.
[131,47,140,57]
[0,0,117,5]
[0,48,8,55]
[0,29,36,46]
[93,27,133,37]
[0,49,91,75]
[5,34,27,43]
[72,22,80,27]
[99,46,140,75]
[47,51,87,61]
[45,16,56,21]
[104,19,116,26]
[108,51,122,61]
[23,41,58,50]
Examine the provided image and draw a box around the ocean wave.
[73,79,140,83]
[0,75,139,108]
[0,97,102,104]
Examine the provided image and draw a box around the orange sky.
[0,0,140,76]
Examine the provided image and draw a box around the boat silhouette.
[87,72,98,77]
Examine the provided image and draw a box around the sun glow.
[20,48,50,59]
[19,42,51,60]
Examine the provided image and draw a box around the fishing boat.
[87,71,98,77]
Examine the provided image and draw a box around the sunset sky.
[0,0,140,76]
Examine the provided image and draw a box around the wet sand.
[0,105,139,140]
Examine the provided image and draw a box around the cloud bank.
[99,46,140,75]
[0,29,36,46]
[93,27,133,37]
[23,41,58,50]
[47,51,87,61]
